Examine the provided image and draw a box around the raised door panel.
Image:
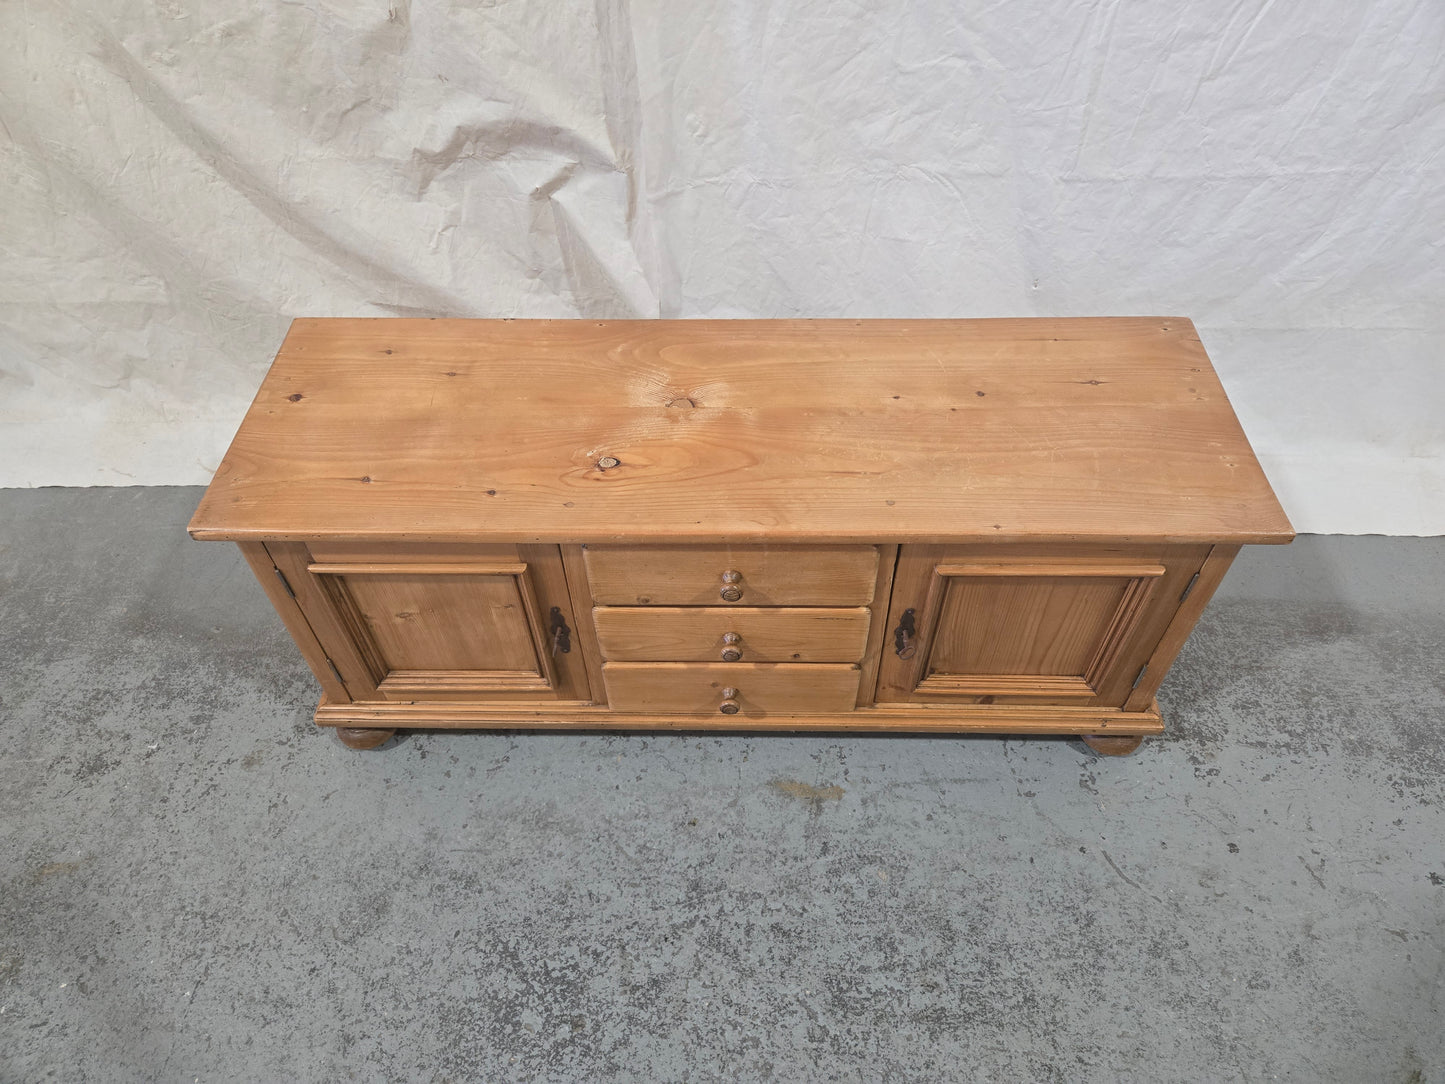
[336,571,546,696]
[876,545,1210,706]
[267,542,589,702]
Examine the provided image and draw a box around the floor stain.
[770,779,845,805]
[34,857,92,882]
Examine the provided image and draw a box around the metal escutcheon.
[893,608,917,659]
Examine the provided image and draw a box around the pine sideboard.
[189,317,1292,754]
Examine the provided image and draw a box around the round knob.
[720,631,742,662]
[719,570,743,603]
[719,687,740,714]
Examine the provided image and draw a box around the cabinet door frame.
[875,543,1211,707]
[266,542,589,703]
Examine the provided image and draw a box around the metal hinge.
[1131,664,1149,690]
[1179,571,1200,602]
[274,567,296,599]
[325,658,346,686]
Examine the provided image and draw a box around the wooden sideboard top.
[189,317,1293,545]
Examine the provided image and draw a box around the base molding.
[314,697,1164,736]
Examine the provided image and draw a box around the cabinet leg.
[1081,733,1145,757]
[335,726,396,750]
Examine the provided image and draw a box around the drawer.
[593,606,871,663]
[583,545,879,606]
[602,662,861,714]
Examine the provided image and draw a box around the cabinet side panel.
[559,547,606,704]
[241,542,349,703]
[267,542,383,699]
[1124,544,1241,712]
[520,544,593,702]
[875,544,947,702]
[855,544,899,706]
[1084,549,1208,704]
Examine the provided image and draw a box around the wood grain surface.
[602,662,862,714]
[876,542,1211,706]
[315,696,1166,735]
[583,544,879,605]
[189,318,1293,545]
[593,606,872,662]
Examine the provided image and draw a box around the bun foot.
[1081,733,1144,757]
[335,726,396,750]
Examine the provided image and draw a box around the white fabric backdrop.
[2,1,1441,532]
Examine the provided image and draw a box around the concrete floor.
[0,487,1440,1083]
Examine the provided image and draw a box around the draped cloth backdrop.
[2,1,1441,532]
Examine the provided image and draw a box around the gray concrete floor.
[0,487,1441,1083]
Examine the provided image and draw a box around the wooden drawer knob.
[719,686,740,714]
[719,569,743,602]
[720,631,742,662]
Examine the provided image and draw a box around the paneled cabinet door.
[265,543,590,703]
[875,545,1211,707]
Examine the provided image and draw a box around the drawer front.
[603,662,861,714]
[583,545,879,606]
[593,606,872,663]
